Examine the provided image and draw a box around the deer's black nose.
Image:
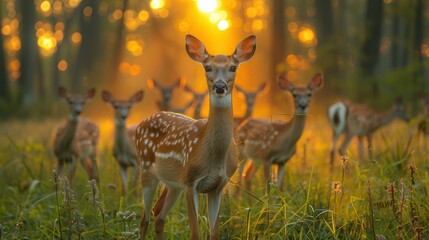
[214,81,227,94]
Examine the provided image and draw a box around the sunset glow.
[197,0,218,13]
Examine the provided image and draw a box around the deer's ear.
[147,78,157,90]
[86,88,96,99]
[58,86,67,98]
[235,85,245,94]
[131,90,144,103]
[101,90,113,103]
[186,35,209,63]
[233,35,256,63]
[277,74,294,91]
[308,72,324,91]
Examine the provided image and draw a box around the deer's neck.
[278,114,307,147]
[244,104,253,119]
[56,114,79,152]
[194,102,203,119]
[114,119,129,148]
[373,107,396,130]
[203,94,234,162]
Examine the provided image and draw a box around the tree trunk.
[52,1,87,97]
[413,0,424,114]
[73,0,100,91]
[110,0,129,84]
[18,0,39,106]
[0,5,10,102]
[360,0,383,97]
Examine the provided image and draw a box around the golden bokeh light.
[158,9,169,18]
[83,6,93,16]
[246,7,257,18]
[286,54,299,69]
[68,0,81,8]
[288,22,298,33]
[58,60,68,71]
[53,1,62,14]
[217,19,229,31]
[7,36,21,51]
[209,12,221,23]
[71,32,81,44]
[40,1,51,12]
[252,19,263,32]
[38,32,57,56]
[178,20,190,32]
[2,25,12,36]
[126,40,143,56]
[119,62,141,76]
[197,0,218,13]
[112,9,123,21]
[8,59,20,71]
[150,0,165,10]
[138,10,150,22]
[298,27,316,47]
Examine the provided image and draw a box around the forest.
[0,0,428,239]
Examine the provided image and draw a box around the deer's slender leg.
[207,188,223,240]
[185,187,200,240]
[154,187,181,240]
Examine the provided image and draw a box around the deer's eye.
[292,93,297,98]
[307,93,312,97]
[204,66,212,72]
[230,66,237,72]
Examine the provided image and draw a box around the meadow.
[0,116,428,239]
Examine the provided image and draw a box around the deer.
[328,98,409,164]
[53,86,99,185]
[234,82,267,126]
[147,77,181,111]
[102,90,144,195]
[135,34,256,240]
[184,85,208,119]
[169,98,194,115]
[235,73,323,192]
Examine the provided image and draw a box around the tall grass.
[0,118,428,239]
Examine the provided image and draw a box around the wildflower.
[332,181,341,193]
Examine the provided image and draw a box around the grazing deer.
[234,82,267,126]
[328,98,409,163]
[235,73,323,191]
[53,87,99,184]
[184,85,208,119]
[102,90,144,195]
[417,96,429,138]
[136,34,256,240]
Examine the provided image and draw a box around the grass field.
[0,116,428,239]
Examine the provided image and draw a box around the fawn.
[235,73,323,191]
[234,82,267,126]
[135,34,256,240]
[148,77,193,114]
[102,90,144,195]
[184,85,208,119]
[53,87,99,184]
[328,98,409,163]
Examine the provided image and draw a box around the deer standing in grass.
[136,34,256,240]
[184,85,208,119]
[147,77,188,112]
[235,73,323,192]
[234,82,267,126]
[53,87,99,184]
[102,90,144,195]
[328,98,409,163]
